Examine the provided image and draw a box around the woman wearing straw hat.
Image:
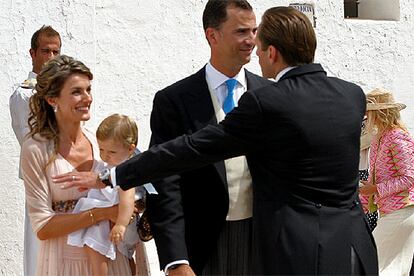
[360,88,414,275]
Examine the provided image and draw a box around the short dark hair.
[31,25,61,51]
[258,7,316,66]
[202,0,253,31]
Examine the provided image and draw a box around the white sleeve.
[110,167,118,187]
[165,260,190,275]
[9,87,32,145]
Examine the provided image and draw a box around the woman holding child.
[21,55,132,275]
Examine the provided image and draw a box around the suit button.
[315,203,322,208]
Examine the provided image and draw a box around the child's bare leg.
[85,246,109,276]
[128,257,136,276]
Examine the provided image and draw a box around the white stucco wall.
[1,1,413,275]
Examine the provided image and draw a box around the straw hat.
[366,88,406,111]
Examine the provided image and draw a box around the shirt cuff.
[164,260,189,275]
[110,167,117,188]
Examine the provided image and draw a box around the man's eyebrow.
[235,26,257,31]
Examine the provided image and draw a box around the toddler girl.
[68,114,145,275]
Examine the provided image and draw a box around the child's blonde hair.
[96,114,138,147]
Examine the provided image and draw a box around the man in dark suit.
[146,1,269,275]
[59,6,378,275]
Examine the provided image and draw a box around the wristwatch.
[97,168,112,188]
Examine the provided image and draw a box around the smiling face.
[209,6,256,75]
[98,138,135,167]
[47,73,92,125]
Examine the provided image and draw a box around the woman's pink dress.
[21,129,131,276]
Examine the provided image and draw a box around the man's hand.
[168,264,196,276]
[52,171,104,191]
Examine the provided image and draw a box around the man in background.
[9,25,61,276]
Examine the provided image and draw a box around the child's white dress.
[68,147,157,260]
[67,184,144,260]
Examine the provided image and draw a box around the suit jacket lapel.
[181,67,217,129]
[181,66,227,185]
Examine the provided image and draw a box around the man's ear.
[29,48,36,59]
[205,27,219,46]
[268,45,278,64]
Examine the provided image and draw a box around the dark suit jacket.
[146,66,269,274]
[117,64,378,275]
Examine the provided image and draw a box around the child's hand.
[110,224,126,245]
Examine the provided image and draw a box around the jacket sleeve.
[375,130,414,198]
[116,90,265,188]
[146,91,189,269]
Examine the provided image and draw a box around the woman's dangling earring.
[53,105,58,113]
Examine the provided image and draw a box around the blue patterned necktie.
[223,79,238,114]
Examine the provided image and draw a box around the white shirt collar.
[274,66,296,82]
[205,62,247,90]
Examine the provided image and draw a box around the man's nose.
[246,32,256,45]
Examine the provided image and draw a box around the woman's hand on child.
[104,205,119,224]
[110,224,126,244]
[93,205,119,224]
[52,171,104,190]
